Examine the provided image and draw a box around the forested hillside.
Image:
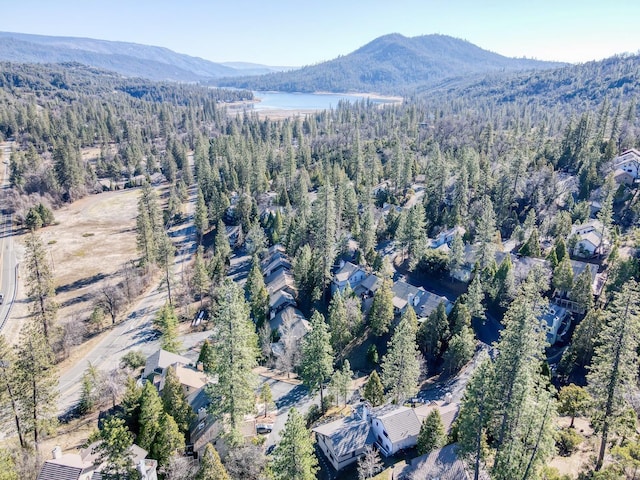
[0,31,285,82]
[1,52,640,480]
[215,33,562,93]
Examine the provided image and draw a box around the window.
[383,430,389,438]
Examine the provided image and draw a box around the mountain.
[215,33,565,94]
[0,31,286,82]
[220,62,298,76]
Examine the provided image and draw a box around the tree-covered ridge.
[215,33,563,94]
[425,53,640,110]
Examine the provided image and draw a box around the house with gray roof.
[313,405,375,471]
[370,404,422,456]
[143,349,192,379]
[332,261,367,294]
[353,273,382,299]
[393,444,490,480]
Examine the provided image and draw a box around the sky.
[1,0,639,66]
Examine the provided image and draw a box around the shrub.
[120,350,146,371]
[556,428,583,456]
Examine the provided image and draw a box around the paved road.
[57,175,202,414]
[258,374,318,448]
[0,142,18,332]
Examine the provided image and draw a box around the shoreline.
[225,90,402,119]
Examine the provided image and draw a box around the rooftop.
[372,405,422,444]
[143,349,191,378]
[313,412,375,458]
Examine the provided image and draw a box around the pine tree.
[137,381,164,452]
[519,227,542,258]
[300,311,334,412]
[205,280,258,444]
[399,203,428,269]
[24,233,57,341]
[214,219,231,264]
[194,187,209,244]
[161,366,194,434]
[244,256,268,325]
[489,276,557,480]
[329,360,353,407]
[192,245,210,309]
[466,274,486,319]
[418,302,449,361]
[78,363,102,414]
[328,290,351,358]
[363,370,385,407]
[442,325,476,375]
[196,444,230,480]
[381,313,420,404]
[271,408,318,480]
[150,412,184,468]
[456,356,494,480]
[14,320,58,452]
[493,255,516,306]
[369,278,394,336]
[0,335,25,448]
[570,267,594,312]
[197,339,215,374]
[259,383,273,418]
[587,281,640,470]
[93,416,136,480]
[448,233,465,277]
[154,302,182,353]
[476,195,497,269]
[552,255,574,293]
[557,384,591,428]
[417,410,445,455]
[157,233,176,306]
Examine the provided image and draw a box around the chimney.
[196,361,204,372]
[445,392,453,404]
[52,446,62,460]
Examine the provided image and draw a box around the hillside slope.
[0,31,276,82]
[215,33,564,93]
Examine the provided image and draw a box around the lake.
[251,91,399,111]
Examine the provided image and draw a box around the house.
[415,291,454,319]
[265,269,296,297]
[159,364,209,401]
[569,219,609,257]
[370,404,422,456]
[391,280,426,315]
[143,349,192,379]
[414,400,459,433]
[269,289,297,319]
[313,405,375,471]
[429,226,465,249]
[613,148,640,179]
[262,253,292,279]
[538,304,570,345]
[614,168,635,186]
[270,306,310,342]
[393,444,489,480]
[332,261,367,294]
[37,447,95,480]
[353,274,382,299]
[38,444,158,480]
[450,244,508,283]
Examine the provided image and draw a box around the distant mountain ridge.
[0,31,287,82]
[216,33,565,94]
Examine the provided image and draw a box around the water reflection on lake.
[252,91,399,111]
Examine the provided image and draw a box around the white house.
[429,226,465,249]
[538,304,570,345]
[332,261,367,294]
[613,148,640,179]
[370,405,422,456]
[569,219,609,257]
